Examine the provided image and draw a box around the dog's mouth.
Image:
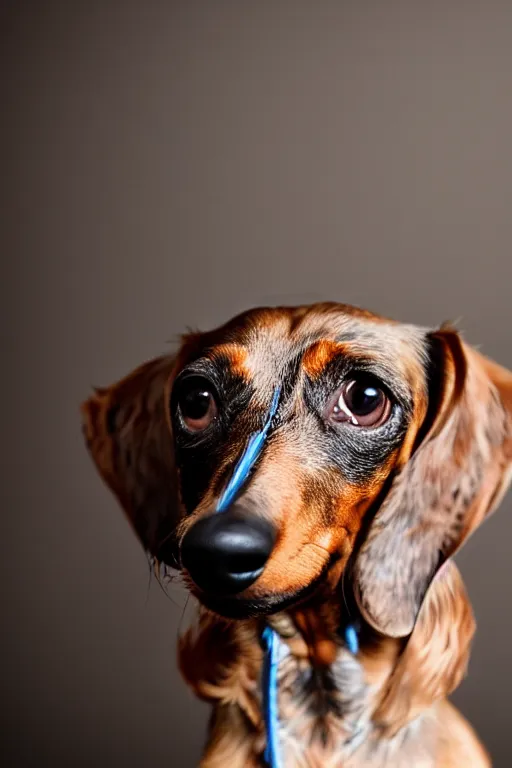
[182,551,338,620]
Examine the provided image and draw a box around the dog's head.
[81,303,512,635]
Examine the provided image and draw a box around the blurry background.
[3,1,512,765]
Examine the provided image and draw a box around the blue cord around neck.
[344,622,359,655]
[260,621,359,768]
[261,626,283,768]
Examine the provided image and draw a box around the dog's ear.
[374,560,476,736]
[81,354,182,566]
[354,329,512,638]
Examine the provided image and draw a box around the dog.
[81,302,512,767]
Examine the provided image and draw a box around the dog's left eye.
[329,376,391,428]
[175,376,218,433]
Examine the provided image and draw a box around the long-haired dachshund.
[81,302,512,767]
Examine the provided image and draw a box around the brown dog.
[81,303,512,767]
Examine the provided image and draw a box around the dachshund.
[81,302,512,767]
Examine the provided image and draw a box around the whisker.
[340,567,352,619]
[145,552,155,606]
[178,594,192,641]
[148,556,186,610]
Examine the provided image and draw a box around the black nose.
[180,509,276,596]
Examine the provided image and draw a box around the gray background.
[3,1,512,766]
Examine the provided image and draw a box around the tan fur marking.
[302,340,345,378]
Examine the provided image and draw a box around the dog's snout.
[180,508,276,596]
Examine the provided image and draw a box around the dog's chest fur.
[275,638,371,766]
[273,637,436,768]
[181,609,446,768]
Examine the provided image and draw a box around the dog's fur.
[81,303,512,766]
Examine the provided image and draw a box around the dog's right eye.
[175,376,218,433]
[328,375,392,428]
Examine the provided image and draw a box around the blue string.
[261,626,283,768]
[215,382,360,764]
[260,622,360,767]
[344,623,359,655]
[216,386,281,513]
[214,387,281,762]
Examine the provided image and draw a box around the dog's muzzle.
[180,505,276,596]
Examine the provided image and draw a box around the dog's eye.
[176,376,218,432]
[330,376,391,428]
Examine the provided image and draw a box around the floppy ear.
[80,354,182,566]
[354,329,512,638]
[374,560,476,736]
